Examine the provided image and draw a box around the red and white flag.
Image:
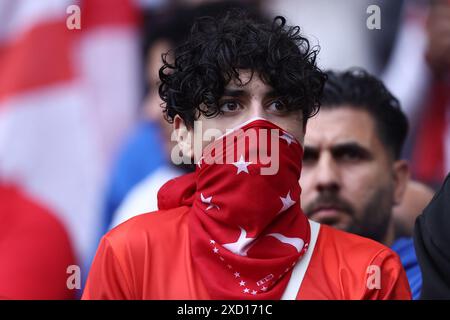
[0,0,142,269]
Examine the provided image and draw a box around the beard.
[347,188,393,243]
[304,187,393,244]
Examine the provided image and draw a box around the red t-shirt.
[83,206,411,300]
[0,185,77,299]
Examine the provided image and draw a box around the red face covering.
[159,118,310,299]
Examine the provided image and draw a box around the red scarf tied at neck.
[158,118,310,299]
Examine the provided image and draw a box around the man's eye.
[336,151,363,162]
[302,150,319,164]
[220,101,241,113]
[268,100,287,113]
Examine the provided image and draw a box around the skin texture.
[173,70,306,158]
[392,180,435,237]
[300,107,409,245]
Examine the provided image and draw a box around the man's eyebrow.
[304,145,319,152]
[330,142,373,158]
[221,89,280,99]
[265,90,279,99]
[222,89,248,98]
[303,145,320,158]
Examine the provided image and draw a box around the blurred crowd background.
[0,0,449,299]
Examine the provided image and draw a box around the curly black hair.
[321,68,409,159]
[158,10,327,128]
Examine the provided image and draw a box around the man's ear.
[173,115,193,159]
[392,160,410,205]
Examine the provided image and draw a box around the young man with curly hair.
[83,11,411,300]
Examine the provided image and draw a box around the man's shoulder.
[105,206,190,251]
[301,224,410,299]
[317,224,398,264]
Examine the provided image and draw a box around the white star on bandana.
[278,191,296,213]
[232,155,252,174]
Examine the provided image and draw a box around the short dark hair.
[321,69,409,159]
[158,10,327,128]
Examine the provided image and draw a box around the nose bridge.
[315,150,340,190]
[248,96,266,119]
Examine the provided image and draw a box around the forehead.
[305,107,380,149]
[226,70,272,92]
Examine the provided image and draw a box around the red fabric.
[82,206,412,300]
[0,21,74,103]
[83,119,410,300]
[161,119,310,299]
[412,82,449,182]
[299,225,412,299]
[0,185,77,299]
[81,0,140,29]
